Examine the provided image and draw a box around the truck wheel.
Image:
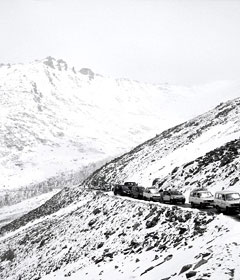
[191,202,195,208]
[216,205,221,213]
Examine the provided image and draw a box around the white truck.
[142,188,162,202]
[189,189,214,208]
[161,190,185,204]
[214,190,240,213]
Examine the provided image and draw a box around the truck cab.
[189,189,214,208]
[162,190,185,204]
[214,191,240,213]
[143,188,162,201]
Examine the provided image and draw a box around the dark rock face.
[179,264,192,274]
[79,68,94,80]
[92,208,101,215]
[43,57,68,71]
[193,258,208,270]
[186,270,197,278]
[43,56,55,69]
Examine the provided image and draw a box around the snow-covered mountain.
[1,97,240,280]
[84,97,240,196]
[1,56,240,206]
[1,96,239,233]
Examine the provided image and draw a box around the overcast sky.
[0,0,240,85]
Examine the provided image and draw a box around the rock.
[94,257,104,264]
[140,266,154,276]
[164,254,173,262]
[39,239,45,248]
[179,264,192,274]
[88,218,97,227]
[93,208,101,215]
[97,242,104,249]
[146,216,159,228]
[202,252,211,258]
[179,227,187,235]
[104,252,114,258]
[130,239,141,248]
[193,259,208,270]
[133,222,140,230]
[144,211,154,220]
[104,230,115,239]
[186,271,197,278]
[153,255,159,261]
[79,68,95,80]
[184,212,192,220]
[158,244,167,251]
[146,245,155,251]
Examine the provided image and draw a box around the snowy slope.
[84,97,240,196]
[0,190,239,280]
[1,97,240,279]
[1,96,240,236]
[157,138,240,199]
[0,189,60,227]
[1,56,240,196]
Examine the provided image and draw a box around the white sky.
[0,0,240,85]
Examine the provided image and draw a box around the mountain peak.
[42,56,68,71]
[79,68,95,80]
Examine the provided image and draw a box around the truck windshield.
[171,191,182,195]
[200,192,213,198]
[149,189,159,194]
[226,193,240,201]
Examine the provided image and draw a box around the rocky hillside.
[2,97,240,236]
[158,138,240,195]
[1,96,240,279]
[83,97,240,196]
[2,190,239,280]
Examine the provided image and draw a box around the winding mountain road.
[107,191,240,222]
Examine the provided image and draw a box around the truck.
[113,182,138,196]
[189,189,214,208]
[161,190,185,204]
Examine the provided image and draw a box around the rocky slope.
[1,97,240,279]
[1,57,240,206]
[83,97,240,196]
[2,190,239,280]
[2,96,240,236]
[158,138,240,196]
